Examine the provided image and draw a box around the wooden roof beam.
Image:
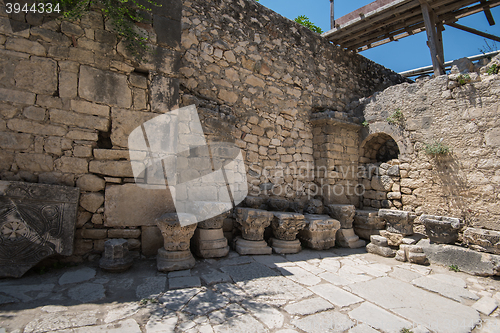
[480,0,496,25]
[446,22,500,42]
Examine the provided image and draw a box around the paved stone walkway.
[1,248,500,333]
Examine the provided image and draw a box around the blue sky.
[257,0,500,73]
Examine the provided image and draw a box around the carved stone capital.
[156,213,197,251]
[235,208,274,241]
[271,212,305,241]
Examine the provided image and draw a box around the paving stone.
[212,314,267,333]
[216,256,255,266]
[284,297,334,315]
[68,283,106,303]
[356,264,390,277]
[183,289,229,316]
[59,267,96,285]
[278,266,322,286]
[23,310,98,333]
[294,261,326,275]
[237,276,313,305]
[472,297,498,315]
[213,283,249,302]
[208,303,246,325]
[318,258,341,273]
[159,288,201,311]
[145,313,178,333]
[169,276,201,290]
[476,318,500,333]
[412,276,479,302]
[348,276,480,333]
[252,254,291,268]
[220,262,279,282]
[64,318,141,333]
[349,302,413,332]
[200,271,232,285]
[291,310,354,333]
[0,283,54,302]
[136,276,167,299]
[104,303,140,323]
[427,273,466,288]
[347,324,379,333]
[309,284,362,307]
[168,270,191,278]
[319,272,353,286]
[389,267,423,283]
[242,299,284,329]
[285,250,323,262]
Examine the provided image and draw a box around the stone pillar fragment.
[353,209,385,240]
[366,235,395,258]
[234,208,273,255]
[421,215,462,244]
[299,215,340,250]
[396,244,427,265]
[328,204,364,248]
[99,239,133,272]
[156,213,197,272]
[270,212,305,254]
[378,209,416,236]
[192,212,230,258]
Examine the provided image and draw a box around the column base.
[270,238,302,254]
[235,237,272,255]
[192,228,230,258]
[336,228,366,248]
[99,256,133,273]
[157,248,196,272]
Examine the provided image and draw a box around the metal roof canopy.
[322,0,500,76]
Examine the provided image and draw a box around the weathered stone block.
[110,108,157,148]
[378,209,416,236]
[15,153,53,172]
[108,229,141,239]
[55,157,88,174]
[421,215,462,244]
[0,132,32,150]
[76,174,105,192]
[267,198,290,212]
[150,75,179,112]
[336,228,365,248]
[271,212,305,241]
[366,243,395,258]
[463,228,500,255]
[305,198,324,214]
[104,184,175,227]
[0,181,79,277]
[371,175,394,192]
[80,192,104,213]
[353,209,385,240]
[270,238,302,254]
[89,160,134,177]
[7,118,66,137]
[299,215,340,250]
[23,106,46,121]
[235,208,274,241]
[370,235,388,247]
[154,15,181,50]
[81,228,107,239]
[327,204,355,229]
[50,109,109,132]
[99,238,133,272]
[14,57,57,94]
[192,227,229,258]
[79,65,132,108]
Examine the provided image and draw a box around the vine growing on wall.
[54,0,161,61]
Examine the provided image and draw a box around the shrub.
[424,140,450,156]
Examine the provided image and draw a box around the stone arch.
[360,133,399,163]
[359,121,412,162]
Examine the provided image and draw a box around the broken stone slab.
[353,209,385,240]
[298,214,340,250]
[366,243,396,258]
[463,227,500,255]
[327,204,355,228]
[234,236,272,255]
[243,196,266,209]
[191,228,229,259]
[418,238,500,276]
[412,275,479,302]
[378,209,416,235]
[234,207,274,241]
[99,239,133,272]
[421,214,462,244]
[336,228,366,248]
[472,296,498,315]
[269,238,301,254]
[0,180,80,278]
[271,212,305,241]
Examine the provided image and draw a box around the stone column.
[299,215,341,250]
[269,212,306,254]
[328,204,365,248]
[192,212,230,258]
[234,208,274,255]
[99,239,133,272]
[156,213,197,272]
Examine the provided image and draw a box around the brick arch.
[359,132,400,163]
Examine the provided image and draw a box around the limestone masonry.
[0,0,499,264]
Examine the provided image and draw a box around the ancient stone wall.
[353,74,500,231]
[0,0,407,260]
[179,0,408,201]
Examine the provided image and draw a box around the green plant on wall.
[457,73,471,85]
[362,120,369,127]
[55,0,161,61]
[424,139,451,156]
[294,15,323,34]
[487,64,499,75]
[387,108,404,125]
